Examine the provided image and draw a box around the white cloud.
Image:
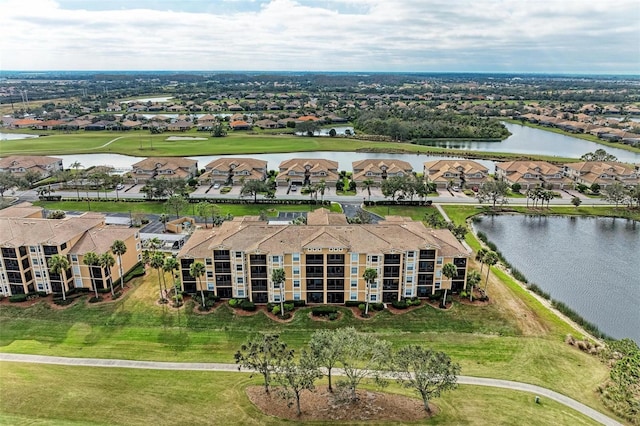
[0,0,638,73]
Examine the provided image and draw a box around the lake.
[0,132,39,140]
[472,215,640,343]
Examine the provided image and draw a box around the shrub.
[97,288,111,294]
[271,305,281,316]
[311,306,338,316]
[345,300,364,307]
[286,299,306,307]
[198,304,212,312]
[228,298,239,307]
[88,296,102,303]
[123,262,145,282]
[278,312,292,320]
[328,312,338,321]
[9,294,28,303]
[392,300,408,309]
[283,302,294,312]
[510,267,528,283]
[240,300,256,311]
[37,291,48,297]
[460,291,468,298]
[371,302,384,311]
[112,292,122,300]
[53,298,73,306]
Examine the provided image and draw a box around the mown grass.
[0,129,578,162]
[33,200,343,216]
[0,363,601,426]
[0,271,612,415]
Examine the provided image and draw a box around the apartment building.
[198,157,268,186]
[423,159,489,189]
[0,155,63,178]
[0,205,141,296]
[351,159,413,185]
[564,161,640,189]
[177,209,469,304]
[275,158,340,187]
[130,157,198,183]
[495,160,571,190]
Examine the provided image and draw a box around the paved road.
[0,353,622,426]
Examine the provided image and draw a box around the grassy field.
[0,363,601,426]
[0,129,579,162]
[33,200,343,216]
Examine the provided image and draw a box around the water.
[0,132,39,140]
[473,215,640,342]
[119,96,174,103]
[425,122,640,163]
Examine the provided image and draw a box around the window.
[30,246,37,253]
[73,266,80,275]
[293,267,300,275]
[405,289,412,297]
[237,289,245,297]
[60,242,67,250]
[351,253,359,262]
[370,294,377,302]
[293,293,301,301]
[407,263,414,271]
[351,279,358,287]
[406,276,413,283]
[272,255,281,263]
[37,284,44,291]
[369,255,378,262]
[237,277,244,284]
[35,271,42,278]
[136,243,141,250]
[293,280,300,288]
[274,294,281,302]
[207,283,215,291]
[350,292,358,301]
[436,270,442,278]
[206,271,214,279]
[205,258,213,266]
[407,251,414,258]
[236,264,243,271]
[135,232,139,239]
[435,281,441,290]
[292,252,300,262]
[351,267,358,275]
[235,252,243,258]
[436,257,443,265]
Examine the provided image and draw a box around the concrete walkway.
[0,353,621,426]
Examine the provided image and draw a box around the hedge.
[9,294,28,303]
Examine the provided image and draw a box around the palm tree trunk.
[199,278,205,308]
[484,267,491,291]
[118,255,124,290]
[61,270,67,301]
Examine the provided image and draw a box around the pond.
[472,214,640,343]
[424,122,640,163]
[0,132,39,140]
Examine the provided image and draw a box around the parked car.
[290,185,298,192]
[452,186,460,192]
[213,183,221,189]
[116,184,125,190]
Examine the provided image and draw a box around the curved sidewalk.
[0,353,622,426]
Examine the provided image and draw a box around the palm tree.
[441,262,458,307]
[48,254,70,301]
[362,268,378,316]
[189,261,206,308]
[99,252,116,296]
[482,251,499,296]
[271,268,286,316]
[466,270,482,302]
[70,161,82,201]
[83,251,100,298]
[475,248,487,275]
[317,179,327,203]
[144,237,162,252]
[150,252,166,302]
[362,179,374,202]
[110,240,127,290]
[163,257,179,304]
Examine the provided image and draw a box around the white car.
[116,184,125,190]
[290,185,298,192]
[213,183,221,189]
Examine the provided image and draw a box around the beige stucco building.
[177,209,469,304]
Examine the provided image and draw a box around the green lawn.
[0,363,600,426]
[33,200,343,216]
[0,129,578,162]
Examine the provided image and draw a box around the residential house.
[423,160,489,189]
[196,114,218,131]
[167,120,193,132]
[0,155,63,178]
[0,208,140,297]
[351,159,413,185]
[131,157,198,183]
[198,158,268,186]
[177,209,469,304]
[564,162,640,189]
[276,158,340,187]
[495,161,571,190]
[230,120,252,130]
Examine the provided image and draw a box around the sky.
[0,0,638,74]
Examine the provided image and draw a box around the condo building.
[0,203,141,296]
[178,209,469,304]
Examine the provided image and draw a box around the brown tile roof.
[0,202,44,218]
[424,160,488,182]
[0,214,104,248]
[352,159,413,182]
[71,226,138,255]
[131,157,197,171]
[178,215,468,259]
[0,155,62,170]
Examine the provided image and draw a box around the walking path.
[0,353,622,426]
